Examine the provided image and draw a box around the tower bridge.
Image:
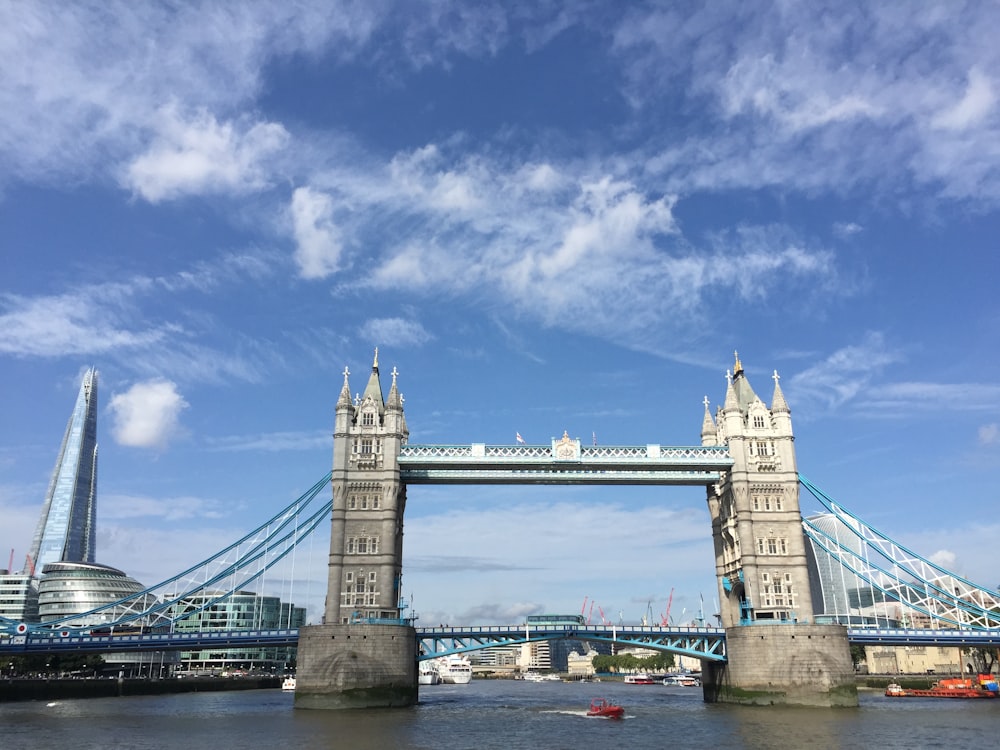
[293,350,852,709]
[6,350,1000,708]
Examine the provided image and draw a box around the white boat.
[434,655,473,685]
[281,677,296,691]
[418,663,441,685]
[522,672,560,682]
[662,673,700,687]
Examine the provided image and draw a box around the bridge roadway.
[4,624,1000,657]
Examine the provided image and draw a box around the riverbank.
[0,676,281,703]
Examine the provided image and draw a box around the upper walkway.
[398,442,733,485]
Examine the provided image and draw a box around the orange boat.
[587,698,625,718]
[885,675,999,699]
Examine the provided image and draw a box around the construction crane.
[661,588,674,626]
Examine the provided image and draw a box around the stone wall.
[294,623,417,709]
[703,623,857,707]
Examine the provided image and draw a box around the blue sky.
[2,2,999,627]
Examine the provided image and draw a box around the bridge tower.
[700,353,856,706]
[295,350,418,710]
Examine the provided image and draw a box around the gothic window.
[361,411,375,427]
[372,495,380,509]
[346,572,353,583]
[758,536,788,555]
[357,538,368,554]
[360,438,373,454]
[774,496,783,511]
[370,537,379,554]
[753,415,765,429]
[349,497,357,510]
[368,571,377,583]
[361,496,368,510]
[346,538,355,554]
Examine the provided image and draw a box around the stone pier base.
[703,623,857,707]
[293,623,418,709]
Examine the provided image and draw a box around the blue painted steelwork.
[7,624,1000,657]
[799,475,1000,630]
[0,472,333,637]
[416,623,728,663]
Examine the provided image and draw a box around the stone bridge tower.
[700,353,855,707]
[325,349,408,625]
[296,349,417,710]
[701,353,814,628]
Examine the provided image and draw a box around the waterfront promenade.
[0,675,280,703]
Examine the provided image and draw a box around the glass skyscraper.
[27,368,99,573]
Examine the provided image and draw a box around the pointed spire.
[771,369,790,413]
[723,370,740,412]
[387,365,402,410]
[729,350,759,412]
[701,395,717,438]
[361,347,385,414]
[337,366,352,409]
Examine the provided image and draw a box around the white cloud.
[0,2,380,184]
[979,424,999,445]
[932,68,996,131]
[927,549,957,569]
[0,285,168,358]
[108,379,189,449]
[787,333,902,413]
[205,430,331,452]
[359,317,433,347]
[290,186,344,279]
[124,105,288,202]
[101,493,227,522]
[833,222,863,238]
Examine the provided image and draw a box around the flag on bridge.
[593,431,597,446]
[516,432,526,444]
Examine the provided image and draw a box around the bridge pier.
[702,624,857,707]
[293,623,418,709]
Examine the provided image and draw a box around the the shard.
[27,368,99,573]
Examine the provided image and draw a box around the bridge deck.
[6,625,1000,656]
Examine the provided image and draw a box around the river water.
[3,679,996,750]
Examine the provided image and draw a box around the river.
[3,679,996,750]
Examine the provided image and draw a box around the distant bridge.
[5,623,1000,658]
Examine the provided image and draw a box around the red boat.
[587,698,625,718]
[885,675,999,699]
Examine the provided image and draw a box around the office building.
[27,368,99,574]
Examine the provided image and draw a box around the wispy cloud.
[787,333,902,413]
[0,283,170,358]
[205,430,330,452]
[359,317,433,347]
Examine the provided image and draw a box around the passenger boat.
[662,673,701,687]
[623,674,657,685]
[281,677,296,691]
[418,663,441,685]
[885,675,999,699]
[587,697,625,719]
[434,655,473,684]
